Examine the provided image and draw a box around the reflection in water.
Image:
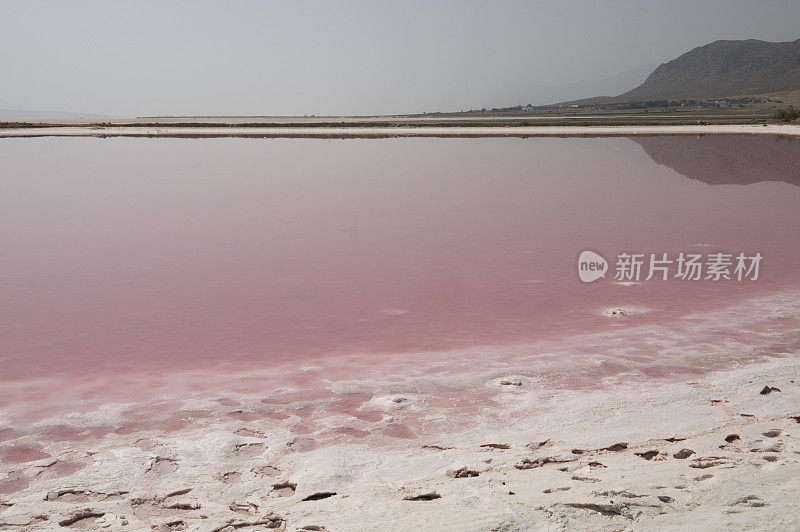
[631,135,800,186]
[1,136,799,423]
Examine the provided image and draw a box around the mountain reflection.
[631,135,799,187]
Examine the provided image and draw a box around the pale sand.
[1,124,800,138]
[1,355,799,531]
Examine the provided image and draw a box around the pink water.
[1,136,799,431]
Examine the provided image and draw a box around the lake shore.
[1,351,799,531]
[1,123,800,139]
[2,131,799,530]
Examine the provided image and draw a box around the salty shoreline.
[1,123,800,139]
[2,286,799,530]
[1,354,799,530]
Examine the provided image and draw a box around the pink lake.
[1,135,799,429]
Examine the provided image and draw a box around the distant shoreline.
[2,123,799,139]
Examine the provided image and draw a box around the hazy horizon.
[1,0,799,117]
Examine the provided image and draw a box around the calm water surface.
[1,136,799,422]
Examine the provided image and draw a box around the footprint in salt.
[271,482,297,498]
[145,456,179,476]
[219,471,243,484]
[232,442,265,458]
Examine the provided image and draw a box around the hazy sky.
[1,0,798,116]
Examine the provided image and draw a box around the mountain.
[615,39,800,102]
[632,136,800,187]
[508,65,654,106]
